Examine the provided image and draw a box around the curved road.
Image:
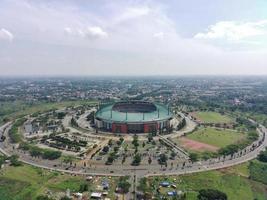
[0,121,266,179]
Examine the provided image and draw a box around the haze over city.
[1,0,267,76]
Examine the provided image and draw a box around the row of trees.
[19,142,62,160]
[9,117,27,143]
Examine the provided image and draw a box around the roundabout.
[0,103,266,183]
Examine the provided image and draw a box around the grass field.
[0,164,118,200]
[194,111,233,124]
[185,127,246,148]
[148,162,267,200]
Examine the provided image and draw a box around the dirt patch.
[179,137,219,152]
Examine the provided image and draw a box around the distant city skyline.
[0,0,267,76]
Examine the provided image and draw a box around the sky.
[0,0,267,76]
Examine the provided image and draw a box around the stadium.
[95,101,173,134]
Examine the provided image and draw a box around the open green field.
[148,162,267,200]
[0,164,118,200]
[0,100,98,125]
[194,111,233,124]
[186,127,246,148]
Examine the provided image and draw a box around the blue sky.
[0,0,267,76]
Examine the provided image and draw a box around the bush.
[9,155,22,166]
[9,118,27,143]
[189,152,199,162]
[117,176,131,193]
[36,195,55,200]
[257,150,267,162]
[249,161,267,184]
[132,154,141,166]
[42,150,62,160]
[197,189,227,200]
[158,153,168,165]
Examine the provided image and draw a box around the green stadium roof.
[95,102,172,123]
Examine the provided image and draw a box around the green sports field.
[194,111,234,124]
[186,127,246,148]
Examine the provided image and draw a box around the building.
[95,101,173,134]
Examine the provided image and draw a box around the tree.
[36,195,54,200]
[0,155,6,166]
[70,117,78,127]
[142,141,146,148]
[189,153,199,162]
[57,112,66,120]
[42,150,62,160]
[197,189,227,200]
[137,177,149,193]
[108,139,113,146]
[148,157,152,165]
[106,152,116,165]
[118,137,124,145]
[158,153,168,165]
[62,156,74,166]
[114,146,119,152]
[132,154,141,166]
[117,176,131,193]
[30,146,43,158]
[132,134,139,147]
[79,183,89,192]
[148,133,153,143]
[9,155,22,166]
[102,146,109,153]
[170,151,177,159]
[60,197,71,200]
[258,150,267,163]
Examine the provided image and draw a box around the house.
[160,181,170,187]
[167,191,177,196]
[91,192,102,199]
[102,180,109,190]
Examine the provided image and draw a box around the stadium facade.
[95,101,173,134]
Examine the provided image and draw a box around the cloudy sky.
[1,0,267,76]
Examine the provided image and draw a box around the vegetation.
[249,160,267,185]
[132,153,141,166]
[158,153,168,165]
[19,143,62,160]
[0,164,119,200]
[197,189,227,200]
[0,155,7,166]
[8,117,27,143]
[117,176,131,193]
[257,149,267,163]
[189,152,199,162]
[186,127,246,148]
[36,195,55,200]
[0,100,97,126]
[148,162,267,200]
[194,112,233,124]
[9,155,22,167]
[177,117,186,130]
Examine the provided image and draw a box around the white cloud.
[113,7,150,25]
[84,26,108,39]
[0,28,14,41]
[64,27,72,35]
[64,26,108,39]
[194,20,267,41]
[153,32,165,39]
